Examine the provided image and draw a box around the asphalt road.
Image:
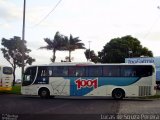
[0,94,160,120]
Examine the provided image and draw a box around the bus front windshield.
[3,67,13,75]
[22,67,37,86]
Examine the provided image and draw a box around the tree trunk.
[12,65,16,86]
[51,49,56,63]
[69,51,71,62]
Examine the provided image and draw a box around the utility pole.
[88,41,91,61]
[128,50,133,58]
[22,0,26,77]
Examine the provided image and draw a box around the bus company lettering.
[75,78,98,90]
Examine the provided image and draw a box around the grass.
[137,90,160,99]
[140,95,160,99]
[0,84,21,94]
[10,85,21,94]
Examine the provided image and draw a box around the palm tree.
[39,31,64,62]
[64,34,85,62]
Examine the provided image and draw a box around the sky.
[1,0,160,79]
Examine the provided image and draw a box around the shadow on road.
[21,95,155,101]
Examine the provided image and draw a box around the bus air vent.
[139,86,151,96]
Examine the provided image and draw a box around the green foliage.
[40,32,85,62]
[1,36,35,85]
[84,49,90,61]
[0,85,21,94]
[99,35,153,63]
[64,34,85,62]
[40,31,65,62]
[140,95,160,99]
[84,49,99,63]
[9,85,21,94]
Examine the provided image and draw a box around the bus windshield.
[0,66,13,91]
[22,67,37,86]
[3,67,13,74]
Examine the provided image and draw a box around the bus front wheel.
[38,88,50,99]
[112,88,125,100]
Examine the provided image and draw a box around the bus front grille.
[139,86,151,96]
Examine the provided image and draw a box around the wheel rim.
[41,90,47,97]
[115,91,122,98]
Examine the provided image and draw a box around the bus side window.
[108,72,112,76]
[68,67,76,76]
[62,67,68,76]
[124,70,130,76]
[121,66,136,77]
[103,66,120,76]
[43,69,48,76]
[37,67,48,77]
[52,67,57,76]
[141,66,152,76]
[147,72,151,76]
[103,66,109,76]
[131,71,136,76]
[88,66,102,76]
[48,70,52,76]
[76,67,85,77]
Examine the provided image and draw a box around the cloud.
[140,38,160,56]
[0,23,11,29]
[0,0,21,22]
[26,6,53,26]
[135,31,160,41]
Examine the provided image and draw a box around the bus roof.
[26,62,155,68]
[49,62,94,65]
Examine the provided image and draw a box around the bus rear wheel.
[112,88,125,100]
[39,88,50,99]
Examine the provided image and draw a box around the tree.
[99,35,153,63]
[84,49,90,61]
[1,36,35,86]
[40,31,65,62]
[64,34,85,62]
[84,49,99,63]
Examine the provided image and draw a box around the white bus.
[21,63,156,99]
[0,65,13,91]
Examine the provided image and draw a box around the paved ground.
[119,99,160,114]
[0,94,160,120]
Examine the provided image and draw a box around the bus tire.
[112,88,125,100]
[38,88,50,99]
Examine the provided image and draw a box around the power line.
[143,6,160,39]
[143,15,160,39]
[33,0,62,27]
